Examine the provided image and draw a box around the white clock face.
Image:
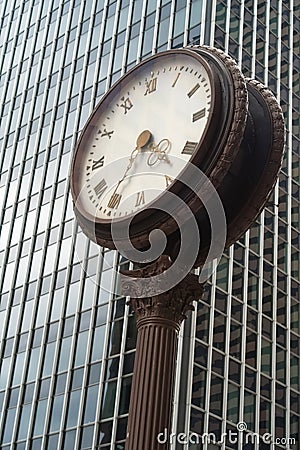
[75,51,213,220]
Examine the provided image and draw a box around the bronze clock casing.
[164,47,285,265]
[70,46,285,267]
[70,47,226,246]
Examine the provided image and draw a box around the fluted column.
[121,256,204,450]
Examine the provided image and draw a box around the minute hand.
[112,147,139,195]
[107,130,152,206]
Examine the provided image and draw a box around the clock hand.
[119,129,152,184]
[108,130,152,203]
[147,138,171,167]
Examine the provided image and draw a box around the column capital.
[121,255,204,328]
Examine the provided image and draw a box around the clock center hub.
[136,129,152,149]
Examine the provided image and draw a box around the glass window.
[216,257,229,292]
[231,298,243,323]
[82,278,96,309]
[71,367,84,391]
[57,337,72,372]
[80,425,94,449]
[17,403,32,440]
[125,316,137,352]
[90,326,106,362]
[24,382,35,404]
[230,322,242,360]
[228,358,240,385]
[227,382,239,423]
[20,300,34,332]
[261,281,273,316]
[104,357,119,381]
[3,338,14,358]
[247,308,258,332]
[275,405,285,438]
[173,7,186,37]
[190,407,204,435]
[12,352,25,386]
[49,395,64,432]
[47,322,59,343]
[211,350,224,376]
[50,288,64,321]
[123,352,134,376]
[35,294,49,327]
[38,378,51,400]
[83,384,99,424]
[118,377,131,415]
[74,330,89,367]
[88,362,102,385]
[216,2,227,29]
[276,346,286,384]
[196,304,210,342]
[291,299,300,335]
[63,430,76,449]
[33,399,48,436]
[245,330,257,367]
[245,366,257,392]
[108,319,123,356]
[47,434,59,448]
[243,390,255,430]
[261,338,272,377]
[192,365,206,410]
[2,408,17,444]
[66,389,81,428]
[8,387,20,408]
[213,312,226,352]
[194,341,208,368]
[209,376,223,416]
[26,347,41,382]
[290,356,300,392]
[42,341,56,377]
[100,380,117,419]
[62,316,75,338]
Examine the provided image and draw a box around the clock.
[70,46,284,266]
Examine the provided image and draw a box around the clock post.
[121,256,204,450]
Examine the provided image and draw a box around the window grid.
[0,0,299,449]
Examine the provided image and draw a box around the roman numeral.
[119,96,133,114]
[172,73,180,87]
[187,83,200,98]
[107,193,122,209]
[135,191,145,207]
[192,108,206,122]
[91,156,105,170]
[100,128,114,139]
[165,175,174,187]
[144,77,157,95]
[94,179,107,198]
[182,141,198,155]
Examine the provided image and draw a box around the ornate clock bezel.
[71,49,220,222]
[70,47,248,250]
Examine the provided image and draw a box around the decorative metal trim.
[225,78,286,247]
[121,256,204,328]
[189,45,249,189]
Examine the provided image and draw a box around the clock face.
[72,50,216,222]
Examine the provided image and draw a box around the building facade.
[0,0,299,449]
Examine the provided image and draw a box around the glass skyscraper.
[0,0,299,449]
